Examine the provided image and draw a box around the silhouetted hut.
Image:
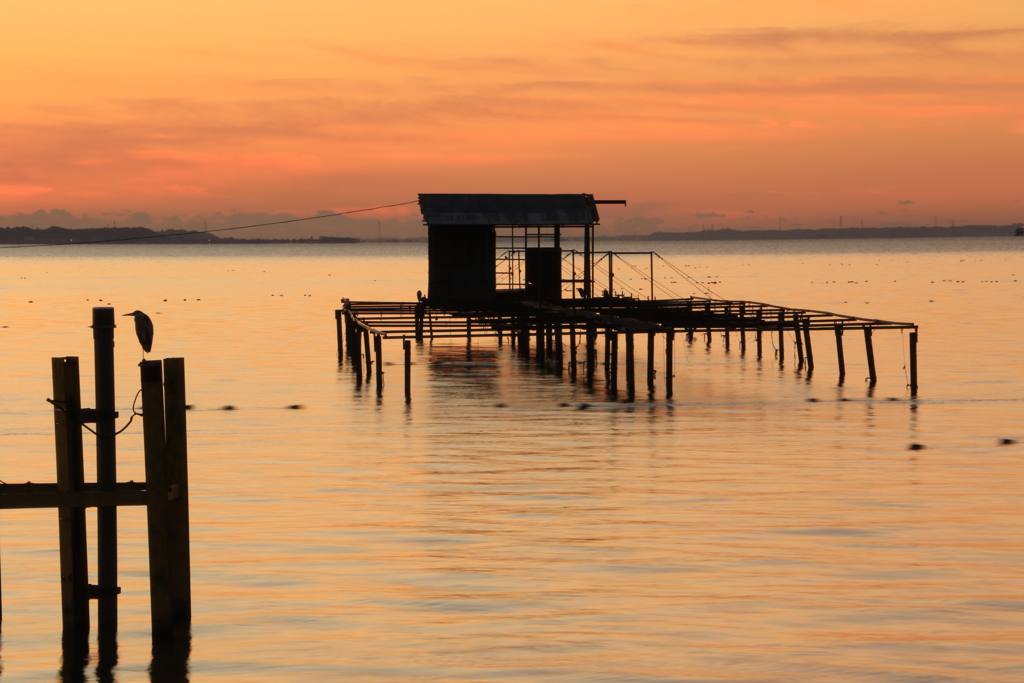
[419,193,621,304]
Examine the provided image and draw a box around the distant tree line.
[0,226,360,245]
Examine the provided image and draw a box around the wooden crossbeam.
[0,482,147,510]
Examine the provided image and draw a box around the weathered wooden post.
[374,334,384,394]
[646,331,656,395]
[466,317,472,347]
[609,330,619,393]
[864,327,877,384]
[362,329,372,379]
[793,314,804,369]
[335,309,345,364]
[665,330,674,398]
[777,311,785,365]
[403,339,412,403]
[723,305,730,351]
[569,324,578,381]
[802,319,814,372]
[92,307,119,636]
[52,357,90,633]
[756,309,763,359]
[834,324,846,383]
[739,303,747,356]
[555,324,564,377]
[705,301,712,347]
[414,301,425,344]
[140,359,192,636]
[585,323,597,387]
[625,329,635,398]
[909,329,919,397]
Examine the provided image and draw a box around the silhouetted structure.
[338,193,919,401]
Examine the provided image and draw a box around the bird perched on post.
[123,310,154,358]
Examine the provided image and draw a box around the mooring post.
[864,327,877,384]
[519,319,530,358]
[92,307,119,635]
[834,324,846,383]
[403,339,412,403]
[625,330,635,398]
[466,317,472,347]
[646,331,656,395]
[909,329,918,397]
[351,317,363,385]
[802,319,814,372]
[162,358,192,627]
[705,302,712,347]
[665,330,674,398]
[374,334,384,394]
[141,360,173,635]
[793,314,804,369]
[535,324,546,366]
[52,356,90,633]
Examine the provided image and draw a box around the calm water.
[1,238,1022,681]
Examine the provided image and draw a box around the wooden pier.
[337,295,919,400]
[335,193,919,402]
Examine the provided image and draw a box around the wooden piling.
[404,339,412,403]
[802,319,814,372]
[363,329,373,379]
[52,356,90,633]
[342,309,350,366]
[374,334,384,394]
[646,332,656,395]
[834,324,846,382]
[756,309,763,359]
[555,324,564,377]
[739,303,747,356]
[777,311,785,365]
[909,330,918,397]
[625,330,635,398]
[609,330,619,392]
[794,315,804,369]
[466,317,472,346]
[92,308,120,635]
[414,301,425,344]
[705,302,712,347]
[162,358,192,626]
[535,324,545,365]
[665,330,674,398]
[569,324,578,381]
[141,360,172,635]
[586,324,597,387]
[723,306,730,351]
[864,327,877,384]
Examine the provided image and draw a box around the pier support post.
[834,324,846,383]
[404,339,412,403]
[374,335,384,394]
[555,324,564,377]
[608,330,618,392]
[705,302,712,347]
[335,309,345,365]
[141,361,172,635]
[864,327,877,384]
[363,329,373,380]
[802,319,814,372]
[625,330,635,398]
[569,324,577,381]
[518,320,530,358]
[909,330,918,397]
[647,332,656,395]
[163,358,192,628]
[739,303,747,356]
[777,312,785,366]
[756,309,763,359]
[414,302,425,344]
[794,315,804,369]
[535,324,546,366]
[586,324,597,388]
[723,306,730,351]
[52,356,90,633]
[665,330,674,398]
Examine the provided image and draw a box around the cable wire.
[1,200,419,249]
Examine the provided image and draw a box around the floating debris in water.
[185,404,196,410]
[220,405,237,411]
[908,443,926,451]
[286,404,304,410]
[999,438,1017,445]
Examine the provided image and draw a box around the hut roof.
[418,194,599,227]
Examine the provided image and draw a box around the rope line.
[1,200,419,249]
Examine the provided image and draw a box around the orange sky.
[2,0,1023,234]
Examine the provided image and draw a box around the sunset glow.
[3,0,1023,233]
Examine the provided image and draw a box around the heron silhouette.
[123,310,153,359]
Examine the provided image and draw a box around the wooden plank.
[0,489,148,510]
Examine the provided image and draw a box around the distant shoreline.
[0,223,1020,245]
